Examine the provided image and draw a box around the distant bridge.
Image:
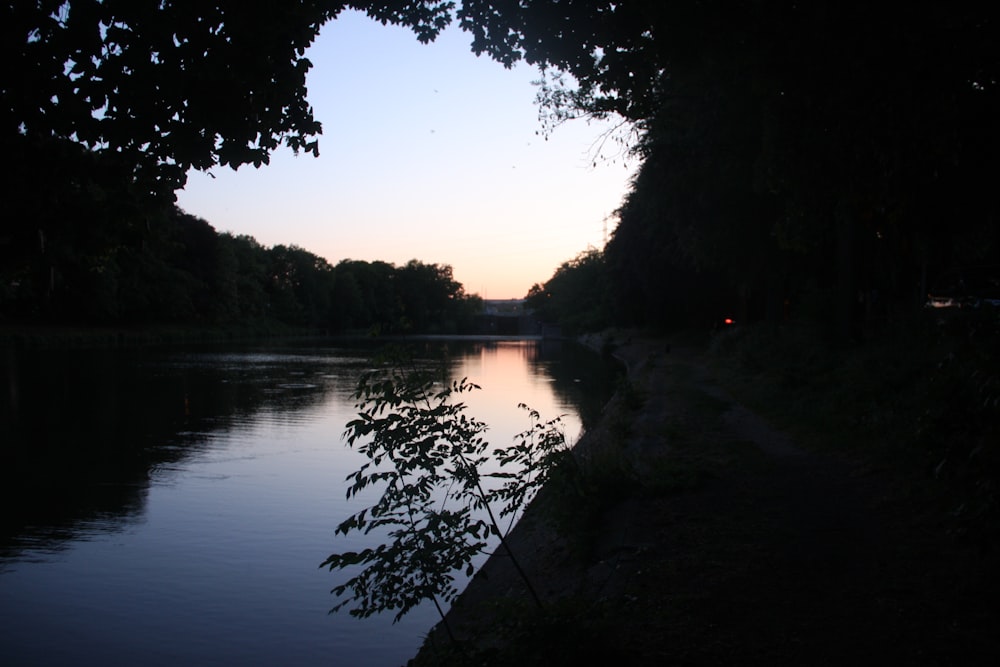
[475,299,561,338]
[481,299,527,316]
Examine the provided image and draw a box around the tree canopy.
[0,199,481,333]
[507,2,1000,336]
[3,1,454,197]
[6,2,999,338]
[1,1,461,325]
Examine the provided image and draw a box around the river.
[0,338,616,666]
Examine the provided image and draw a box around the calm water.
[0,338,616,666]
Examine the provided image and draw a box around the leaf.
[325,355,552,621]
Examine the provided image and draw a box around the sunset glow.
[176,11,635,299]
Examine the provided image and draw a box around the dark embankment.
[410,320,1000,666]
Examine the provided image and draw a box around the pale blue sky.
[176,10,635,299]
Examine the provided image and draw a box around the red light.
[724,318,734,325]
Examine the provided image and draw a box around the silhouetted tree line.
[0,166,480,333]
[513,3,998,338]
[525,249,609,335]
[4,2,997,339]
[1,1,477,334]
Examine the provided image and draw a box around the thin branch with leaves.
[322,349,573,635]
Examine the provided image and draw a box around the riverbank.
[0,323,554,350]
[410,328,999,665]
[0,321,323,349]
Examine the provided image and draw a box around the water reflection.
[1,344,357,558]
[2,340,619,558]
[0,338,619,666]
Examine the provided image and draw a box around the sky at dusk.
[175,10,636,300]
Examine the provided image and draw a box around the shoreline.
[410,329,665,660]
[0,324,560,350]
[410,328,1000,665]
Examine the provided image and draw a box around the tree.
[3,1,455,198]
[525,248,610,334]
[266,244,336,328]
[333,259,400,333]
[12,1,997,337]
[395,260,471,333]
[323,352,578,629]
[1,1,458,323]
[458,0,664,124]
[468,2,1000,333]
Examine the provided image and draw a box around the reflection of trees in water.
[0,479,152,569]
[0,345,350,558]
[401,338,619,431]
[533,341,622,430]
[0,340,617,561]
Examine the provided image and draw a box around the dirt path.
[413,335,999,665]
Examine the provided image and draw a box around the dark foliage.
[2,1,454,197]
[0,191,481,334]
[511,2,999,336]
[6,2,998,339]
[524,248,610,334]
[1,1,477,334]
